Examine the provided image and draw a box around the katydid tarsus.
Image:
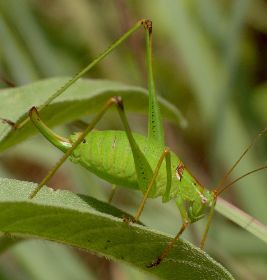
[5,19,267,267]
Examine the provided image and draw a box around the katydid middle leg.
[133,148,171,222]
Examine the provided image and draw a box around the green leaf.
[0,77,186,152]
[216,197,267,244]
[0,178,234,280]
[12,241,96,280]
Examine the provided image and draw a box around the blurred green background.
[1,0,267,279]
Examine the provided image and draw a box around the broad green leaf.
[0,78,186,152]
[0,178,234,280]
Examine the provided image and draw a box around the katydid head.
[173,159,216,223]
[188,189,215,223]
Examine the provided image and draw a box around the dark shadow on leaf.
[77,194,144,225]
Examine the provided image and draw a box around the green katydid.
[5,19,267,267]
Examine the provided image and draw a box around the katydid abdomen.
[70,130,169,197]
[69,130,203,202]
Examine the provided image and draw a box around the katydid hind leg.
[144,20,164,148]
[115,97,154,196]
[15,20,146,130]
[122,20,171,222]
[8,18,163,204]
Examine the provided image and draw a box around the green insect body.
[72,131,214,217]
[31,117,214,224]
[70,131,214,222]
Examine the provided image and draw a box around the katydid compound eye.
[175,162,185,181]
